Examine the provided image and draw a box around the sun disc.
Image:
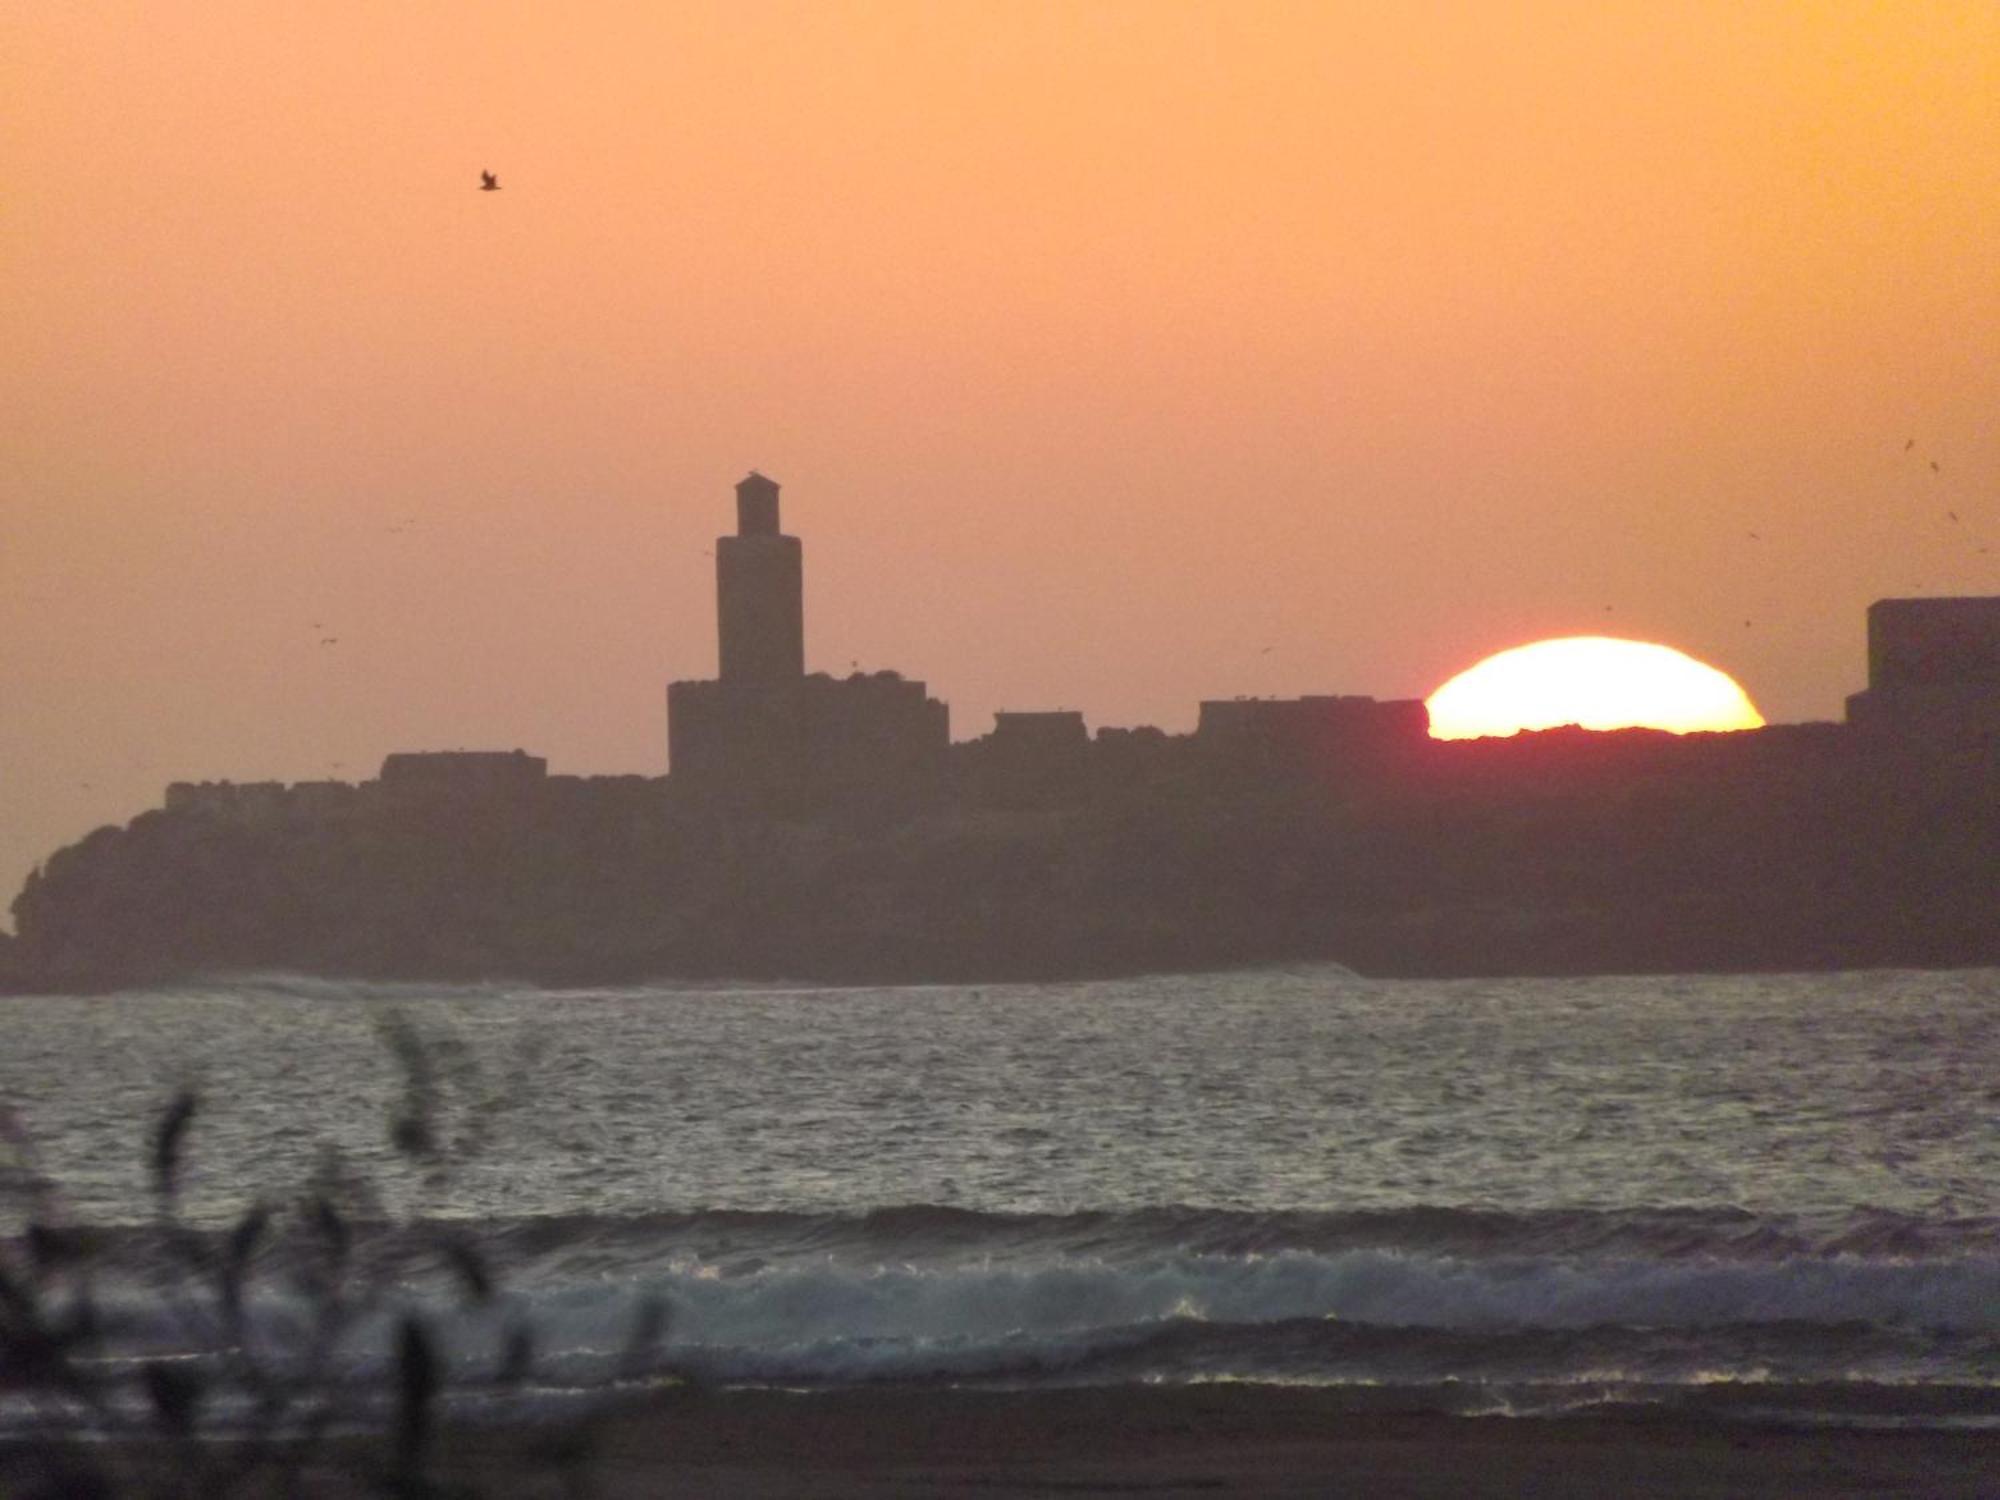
[1426,636,1764,740]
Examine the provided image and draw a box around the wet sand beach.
[420,1385,2000,1498]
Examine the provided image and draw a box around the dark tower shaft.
[715,472,804,681]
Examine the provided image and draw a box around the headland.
[4,475,1995,993]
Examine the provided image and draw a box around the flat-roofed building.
[377,750,548,795]
[1196,694,1429,772]
[1845,596,2000,743]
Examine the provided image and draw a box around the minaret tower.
[715,471,804,681]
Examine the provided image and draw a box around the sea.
[1,966,1995,1433]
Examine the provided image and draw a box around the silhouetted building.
[668,475,949,796]
[162,781,294,824]
[991,710,1088,753]
[162,778,364,825]
[963,710,1092,806]
[670,670,949,794]
[1845,596,2000,743]
[1196,695,1430,774]
[378,750,548,794]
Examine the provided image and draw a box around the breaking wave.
[16,1204,1996,1429]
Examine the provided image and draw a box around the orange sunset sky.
[3,2,1997,916]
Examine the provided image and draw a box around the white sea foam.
[69,1238,2000,1396]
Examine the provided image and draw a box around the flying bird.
[1946,510,1959,523]
[1904,438,1915,452]
[480,170,500,191]
[1930,460,1941,473]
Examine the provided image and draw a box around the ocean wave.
[291,1201,2000,1273]
[8,1203,1996,1439]
[185,1200,1956,1268]
[60,1276,2000,1411]
[18,1203,1998,1298]
[26,1208,1997,1394]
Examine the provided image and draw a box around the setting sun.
[1426,637,1765,740]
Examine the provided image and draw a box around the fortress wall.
[669,674,949,797]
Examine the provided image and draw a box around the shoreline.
[71,1383,1996,1499]
[5,954,1997,1001]
[424,1385,2000,1498]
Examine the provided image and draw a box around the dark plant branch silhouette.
[0,1014,674,1499]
